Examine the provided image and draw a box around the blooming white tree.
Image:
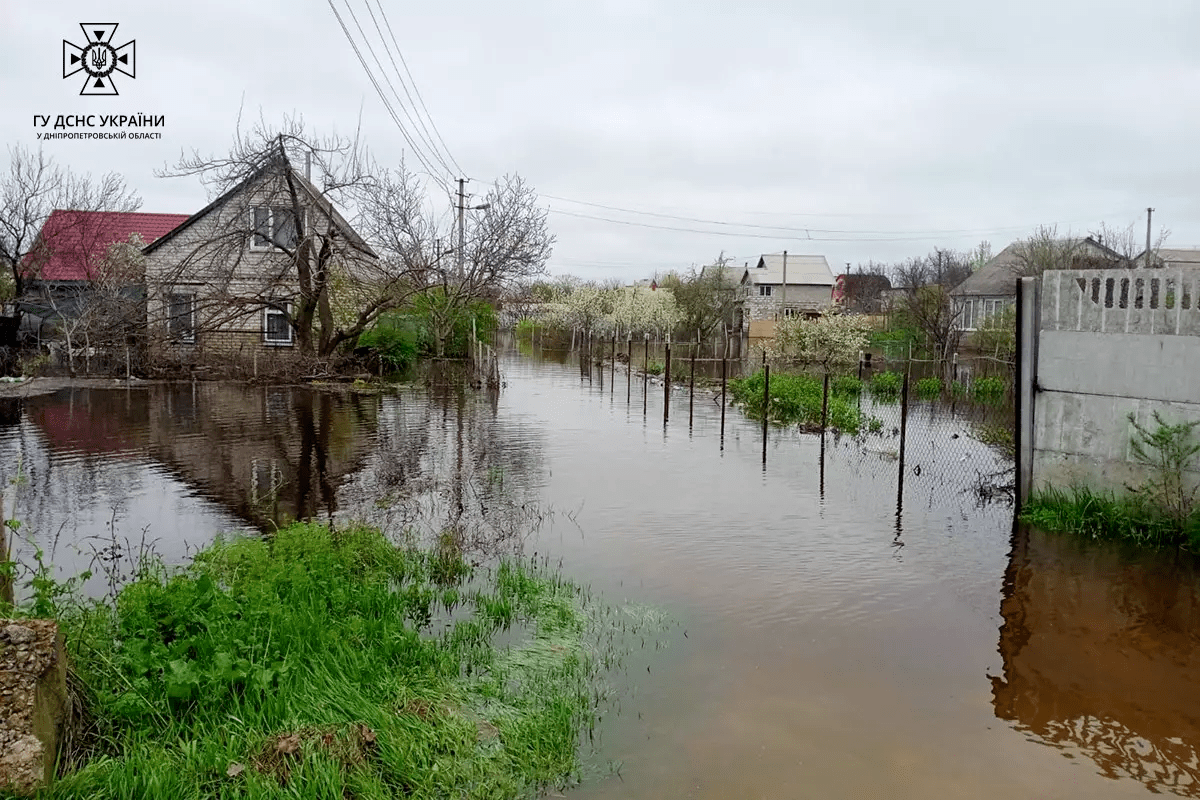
[767,307,874,371]
[609,286,682,338]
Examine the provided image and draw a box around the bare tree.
[890,249,973,362]
[362,170,554,357]
[0,144,141,315]
[660,251,744,340]
[1088,220,1170,266]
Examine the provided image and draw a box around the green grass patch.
[915,377,942,399]
[4,523,655,799]
[971,376,1008,403]
[868,370,902,400]
[728,370,866,434]
[1022,487,1200,551]
[643,361,664,376]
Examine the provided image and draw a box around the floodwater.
[1,347,1198,799]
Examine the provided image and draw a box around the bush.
[971,376,1007,403]
[729,370,865,433]
[869,370,902,400]
[915,377,942,399]
[644,361,664,376]
[830,376,862,397]
[514,319,535,340]
[356,312,427,373]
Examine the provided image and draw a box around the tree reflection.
[340,376,548,557]
[27,384,380,530]
[992,525,1200,795]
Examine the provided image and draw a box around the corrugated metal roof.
[746,253,835,286]
[24,210,189,282]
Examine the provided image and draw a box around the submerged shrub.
[971,376,1007,403]
[869,370,902,400]
[729,370,864,433]
[830,376,862,397]
[915,377,942,399]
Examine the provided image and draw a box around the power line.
[337,0,452,180]
[546,207,1070,243]
[359,0,458,178]
[326,0,451,187]
[543,193,1133,238]
[370,0,465,177]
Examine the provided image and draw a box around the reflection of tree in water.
[992,525,1200,795]
[340,378,548,557]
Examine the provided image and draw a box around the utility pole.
[457,178,466,282]
[781,250,788,314]
[1145,207,1155,267]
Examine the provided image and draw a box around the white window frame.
[166,291,196,343]
[263,302,294,346]
[249,206,302,251]
[960,298,975,331]
[758,284,773,297]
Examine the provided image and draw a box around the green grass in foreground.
[3,523,654,799]
[1021,487,1200,551]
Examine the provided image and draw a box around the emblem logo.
[63,23,136,96]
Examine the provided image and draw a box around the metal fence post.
[664,334,672,425]
[762,351,769,466]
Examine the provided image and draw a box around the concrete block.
[0,620,68,796]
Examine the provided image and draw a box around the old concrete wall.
[1033,269,1200,494]
[0,620,68,796]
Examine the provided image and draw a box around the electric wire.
[359,0,458,179]
[326,0,451,188]
[371,0,465,177]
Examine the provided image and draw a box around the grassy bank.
[728,370,879,434]
[1021,487,1200,551]
[4,523,649,799]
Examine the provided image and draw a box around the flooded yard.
[1,347,1197,798]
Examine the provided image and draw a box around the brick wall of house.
[143,172,350,357]
[744,285,832,321]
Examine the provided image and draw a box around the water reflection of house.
[992,526,1200,794]
[28,385,380,528]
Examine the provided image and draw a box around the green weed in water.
[729,370,866,434]
[915,377,942,399]
[868,371,902,400]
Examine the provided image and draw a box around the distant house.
[1135,247,1200,269]
[141,154,376,354]
[740,253,836,322]
[950,237,1123,331]
[19,210,188,340]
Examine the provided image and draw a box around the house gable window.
[758,285,773,297]
[263,303,293,346]
[167,292,196,343]
[249,207,300,251]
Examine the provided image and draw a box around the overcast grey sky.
[3,0,1198,281]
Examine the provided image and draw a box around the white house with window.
[142,153,375,357]
[740,253,836,323]
[950,237,1124,333]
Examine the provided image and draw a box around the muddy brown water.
[0,348,1197,799]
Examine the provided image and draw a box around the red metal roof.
[24,210,189,282]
